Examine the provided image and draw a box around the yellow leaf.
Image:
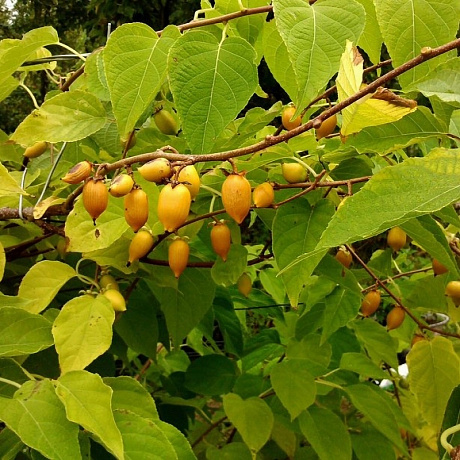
[337,41,417,136]
[33,196,65,219]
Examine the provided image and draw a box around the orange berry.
[211,222,231,261]
[253,182,275,208]
[178,165,200,199]
[361,290,381,317]
[432,259,448,276]
[157,183,191,233]
[237,273,252,297]
[127,230,155,266]
[221,173,252,224]
[124,188,149,232]
[387,227,406,252]
[62,161,93,184]
[335,248,352,269]
[315,113,337,139]
[138,158,172,183]
[82,178,108,224]
[109,174,134,197]
[281,106,302,131]
[281,163,307,184]
[386,306,405,330]
[168,238,189,278]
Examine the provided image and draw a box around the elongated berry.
[221,173,251,224]
[168,238,189,278]
[109,173,134,197]
[253,182,274,208]
[386,306,405,330]
[237,273,252,297]
[138,158,172,183]
[82,178,108,224]
[361,290,381,317]
[62,161,93,184]
[178,165,200,199]
[387,227,406,252]
[24,141,48,159]
[124,188,149,232]
[127,230,155,266]
[211,222,231,261]
[157,183,191,232]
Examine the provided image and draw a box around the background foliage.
[1,0,460,459]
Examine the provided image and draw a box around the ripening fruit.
[127,230,155,266]
[124,188,149,232]
[361,290,381,317]
[103,289,126,312]
[168,238,189,278]
[109,174,134,197]
[411,334,426,346]
[281,106,302,131]
[281,163,307,184]
[82,178,109,224]
[99,274,119,291]
[154,109,179,135]
[56,238,68,259]
[138,158,172,183]
[387,227,406,252]
[221,173,252,224]
[158,183,192,232]
[237,273,252,297]
[335,248,352,269]
[445,280,460,305]
[23,141,48,159]
[315,113,337,140]
[62,161,93,184]
[211,222,231,261]
[386,306,405,330]
[178,165,200,199]
[432,259,448,276]
[253,182,275,208]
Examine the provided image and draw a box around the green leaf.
[351,319,398,369]
[113,411,177,460]
[0,380,81,460]
[406,336,460,430]
[213,294,244,356]
[322,286,361,344]
[439,385,460,460]
[104,23,178,139]
[114,285,160,358]
[185,354,238,395]
[0,358,30,397]
[0,307,53,357]
[273,198,335,306]
[17,260,76,314]
[206,443,251,460]
[351,425,397,460]
[270,359,316,420]
[346,383,408,454]
[85,49,110,101]
[286,335,332,376]
[0,27,58,87]
[0,427,23,460]
[0,75,18,103]
[317,148,460,251]
[272,0,365,110]
[169,30,258,154]
[355,0,383,64]
[340,352,388,379]
[0,241,4,282]
[344,106,445,155]
[55,370,124,459]
[299,406,352,460]
[52,295,115,374]
[337,41,416,136]
[262,20,297,102]
[153,420,196,460]
[223,393,274,453]
[211,244,248,286]
[0,163,28,197]
[104,376,159,421]
[408,58,460,104]
[11,90,107,146]
[376,0,460,89]
[147,268,215,348]
[400,215,459,276]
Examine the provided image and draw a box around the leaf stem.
[440,423,460,454]
[0,377,22,389]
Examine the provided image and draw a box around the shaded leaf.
[223,393,274,453]
[0,163,28,197]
